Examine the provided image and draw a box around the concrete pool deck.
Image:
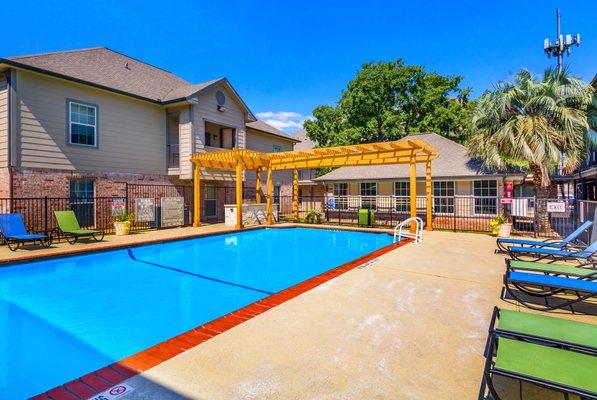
[82,228,592,400]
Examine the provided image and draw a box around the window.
[394,181,410,211]
[272,145,282,152]
[474,180,498,214]
[433,181,454,213]
[69,179,94,227]
[360,182,377,210]
[274,185,281,203]
[332,183,348,210]
[69,101,97,146]
[203,184,217,217]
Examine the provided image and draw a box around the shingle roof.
[315,132,524,181]
[293,129,317,150]
[1,47,236,105]
[246,120,300,142]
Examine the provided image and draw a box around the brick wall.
[9,167,190,198]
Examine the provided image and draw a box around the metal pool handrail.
[394,217,423,244]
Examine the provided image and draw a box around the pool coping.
[0,223,394,266]
[28,226,408,400]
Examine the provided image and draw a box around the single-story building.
[315,132,527,229]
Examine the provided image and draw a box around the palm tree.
[468,69,594,233]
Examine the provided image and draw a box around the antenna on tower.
[543,8,581,71]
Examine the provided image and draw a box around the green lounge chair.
[486,307,597,355]
[54,210,105,244]
[481,336,597,400]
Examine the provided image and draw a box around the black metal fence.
[1,184,595,240]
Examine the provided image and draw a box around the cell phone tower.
[543,8,581,72]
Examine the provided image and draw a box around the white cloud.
[255,111,312,133]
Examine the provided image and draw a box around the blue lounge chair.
[503,270,597,313]
[0,213,52,251]
[496,220,592,252]
[507,241,597,265]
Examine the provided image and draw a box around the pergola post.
[255,168,262,203]
[409,158,417,233]
[193,164,201,227]
[292,168,299,221]
[235,163,243,229]
[425,158,433,231]
[266,167,273,225]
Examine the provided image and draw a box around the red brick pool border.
[30,231,410,400]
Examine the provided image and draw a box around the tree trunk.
[530,163,554,234]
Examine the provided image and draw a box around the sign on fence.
[111,198,126,216]
[161,197,184,227]
[547,201,566,213]
[134,198,155,222]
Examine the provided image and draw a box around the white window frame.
[394,181,410,212]
[272,145,282,152]
[473,179,498,215]
[332,182,348,210]
[433,181,455,214]
[360,182,377,210]
[68,100,98,147]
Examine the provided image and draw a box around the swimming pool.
[0,227,394,399]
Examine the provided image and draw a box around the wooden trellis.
[191,139,438,230]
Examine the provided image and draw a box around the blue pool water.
[0,227,393,399]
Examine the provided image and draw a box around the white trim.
[68,100,98,147]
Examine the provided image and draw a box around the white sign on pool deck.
[87,383,134,400]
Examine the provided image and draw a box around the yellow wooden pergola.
[191,139,438,231]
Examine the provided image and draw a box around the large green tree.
[468,69,594,232]
[304,59,473,147]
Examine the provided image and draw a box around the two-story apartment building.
[0,47,297,223]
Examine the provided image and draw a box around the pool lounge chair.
[54,210,105,244]
[480,312,597,399]
[506,259,597,279]
[0,213,52,251]
[507,240,597,264]
[485,307,597,355]
[503,270,597,313]
[496,220,592,252]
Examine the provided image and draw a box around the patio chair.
[54,210,105,244]
[0,213,52,251]
[485,307,597,355]
[480,325,597,399]
[496,220,592,252]
[503,270,597,313]
[507,240,597,265]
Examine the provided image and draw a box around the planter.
[114,221,131,236]
[497,223,512,238]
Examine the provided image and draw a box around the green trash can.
[358,209,375,227]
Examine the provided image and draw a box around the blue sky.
[3,0,596,133]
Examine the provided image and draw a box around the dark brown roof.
[246,120,300,142]
[316,133,525,181]
[1,47,246,108]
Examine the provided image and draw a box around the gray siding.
[177,106,193,179]
[0,75,8,165]
[16,70,167,174]
[190,85,247,181]
[245,128,294,187]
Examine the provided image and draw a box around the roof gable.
[1,48,255,118]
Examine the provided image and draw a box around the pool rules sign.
[161,197,184,227]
